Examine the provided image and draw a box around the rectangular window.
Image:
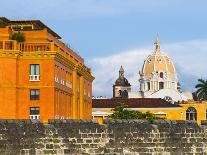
[30,64,40,81]
[30,107,40,120]
[30,89,40,100]
[30,64,40,75]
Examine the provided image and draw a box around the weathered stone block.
[46,144,53,149]
[85,139,92,143]
[43,150,57,154]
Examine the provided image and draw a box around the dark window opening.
[122,90,128,98]
[160,72,163,78]
[147,82,150,91]
[30,107,40,115]
[30,89,40,100]
[159,82,164,89]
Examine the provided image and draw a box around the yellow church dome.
[142,37,177,79]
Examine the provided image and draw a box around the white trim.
[66,82,72,88]
[30,115,40,120]
[92,111,112,116]
[142,55,150,73]
[153,112,167,115]
[29,75,40,81]
[153,55,156,72]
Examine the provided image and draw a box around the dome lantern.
[154,36,161,54]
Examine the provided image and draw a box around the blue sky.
[1,0,207,97]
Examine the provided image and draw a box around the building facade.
[0,17,94,122]
[92,99,207,125]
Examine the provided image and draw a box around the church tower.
[113,66,131,98]
[139,37,179,98]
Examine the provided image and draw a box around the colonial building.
[92,99,207,125]
[113,66,131,98]
[0,17,94,122]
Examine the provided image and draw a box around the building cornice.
[0,50,20,58]
[76,64,95,82]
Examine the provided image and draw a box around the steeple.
[154,36,161,54]
[119,66,124,77]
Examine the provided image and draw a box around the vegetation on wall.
[11,32,25,42]
[195,79,207,100]
[109,103,160,123]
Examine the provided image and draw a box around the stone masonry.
[0,119,206,155]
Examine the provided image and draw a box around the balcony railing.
[30,115,40,120]
[0,40,92,75]
[19,42,52,52]
[0,40,17,50]
[29,75,40,81]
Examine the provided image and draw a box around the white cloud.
[87,48,150,97]
[87,40,207,98]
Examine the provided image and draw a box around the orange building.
[0,17,94,122]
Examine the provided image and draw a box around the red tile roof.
[92,98,181,108]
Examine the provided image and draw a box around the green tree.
[195,79,207,100]
[11,32,25,43]
[109,103,159,123]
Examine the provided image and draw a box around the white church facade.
[113,37,192,103]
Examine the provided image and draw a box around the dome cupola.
[115,66,131,86]
[139,37,179,96]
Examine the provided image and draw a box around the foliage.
[109,103,159,123]
[0,20,7,28]
[11,32,25,42]
[195,79,207,100]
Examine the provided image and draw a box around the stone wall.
[0,119,206,155]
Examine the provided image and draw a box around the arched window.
[119,90,122,96]
[160,72,163,78]
[186,107,197,121]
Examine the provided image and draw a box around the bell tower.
[113,66,131,98]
